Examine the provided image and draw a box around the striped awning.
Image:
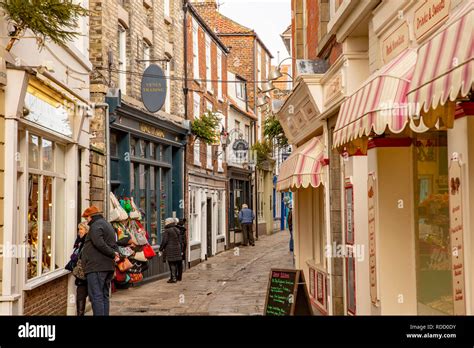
[333,49,417,148]
[276,137,325,192]
[408,2,473,120]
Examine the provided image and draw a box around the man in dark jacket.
[160,218,182,283]
[238,204,255,246]
[81,206,119,316]
[176,218,187,281]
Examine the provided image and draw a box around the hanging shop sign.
[448,155,466,315]
[367,173,379,306]
[141,64,167,113]
[264,268,313,316]
[414,0,451,41]
[382,22,409,64]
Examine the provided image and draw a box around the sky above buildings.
[218,0,291,65]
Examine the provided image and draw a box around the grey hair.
[78,221,89,232]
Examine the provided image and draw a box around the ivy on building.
[191,111,221,144]
[0,0,88,51]
[251,139,273,169]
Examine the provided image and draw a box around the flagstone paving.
[107,230,295,315]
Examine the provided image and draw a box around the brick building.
[89,0,188,282]
[184,3,229,265]
[190,0,275,237]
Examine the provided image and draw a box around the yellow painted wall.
[368,145,417,315]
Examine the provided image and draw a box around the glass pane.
[149,166,158,245]
[130,137,136,157]
[160,168,166,236]
[139,164,147,215]
[27,174,40,279]
[139,140,146,158]
[42,176,53,274]
[55,178,65,269]
[110,132,118,157]
[415,132,452,314]
[130,163,136,198]
[42,139,53,171]
[149,142,155,159]
[28,134,40,169]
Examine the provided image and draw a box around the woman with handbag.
[159,218,182,283]
[65,222,89,316]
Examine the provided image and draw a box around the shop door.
[207,198,212,257]
[414,131,452,315]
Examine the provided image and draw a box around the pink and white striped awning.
[276,136,325,192]
[333,49,417,148]
[407,2,473,117]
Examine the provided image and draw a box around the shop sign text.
[414,0,450,40]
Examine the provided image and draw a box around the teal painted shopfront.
[108,101,187,281]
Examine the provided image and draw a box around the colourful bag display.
[143,244,156,259]
[133,251,147,262]
[129,273,143,283]
[117,257,133,272]
[109,192,128,222]
[129,197,142,220]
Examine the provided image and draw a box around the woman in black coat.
[65,222,89,316]
[159,218,182,283]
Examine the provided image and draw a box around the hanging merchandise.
[133,251,147,262]
[118,246,134,258]
[117,257,133,272]
[143,244,156,259]
[129,197,142,220]
[109,192,129,222]
[120,197,132,214]
[129,273,143,283]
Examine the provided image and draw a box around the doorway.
[207,198,212,257]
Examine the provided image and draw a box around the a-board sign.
[264,268,313,316]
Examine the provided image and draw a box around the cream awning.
[276,137,325,192]
[333,49,417,148]
[407,2,473,120]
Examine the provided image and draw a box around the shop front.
[228,167,252,246]
[108,101,186,282]
[333,0,473,315]
[2,72,90,315]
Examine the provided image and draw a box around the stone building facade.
[89,0,188,282]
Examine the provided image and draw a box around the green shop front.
[108,101,186,282]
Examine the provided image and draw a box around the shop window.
[110,132,118,158]
[236,77,246,100]
[414,131,452,314]
[149,166,158,245]
[26,135,66,280]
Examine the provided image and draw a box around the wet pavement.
[108,230,294,315]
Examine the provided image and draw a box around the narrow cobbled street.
[108,231,293,315]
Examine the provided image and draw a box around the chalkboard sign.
[264,268,313,316]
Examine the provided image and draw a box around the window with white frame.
[205,34,212,91]
[26,133,67,280]
[245,125,250,144]
[192,18,199,80]
[118,24,127,94]
[206,100,213,112]
[193,93,201,166]
[164,0,170,17]
[235,120,240,131]
[207,144,213,169]
[189,188,201,242]
[236,77,246,100]
[217,50,223,100]
[143,41,150,69]
[165,60,171,113]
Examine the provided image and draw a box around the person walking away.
[176,218,187,281]
[81,206,119,316]
[287,205,294,252]
[160,218,182,283]
[65,222,89,315]
[238,204,255,246]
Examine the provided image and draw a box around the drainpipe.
[94,103,110,220]
[183,0,189,267]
